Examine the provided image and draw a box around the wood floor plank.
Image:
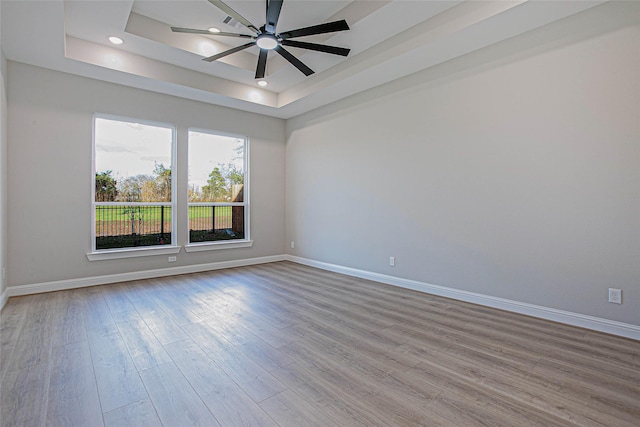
[125,286,188,345]
[414,348,611,426]
[0,296,29,348]
[271,363,375,427]
[0,361,51,427]
[82,289,119,337]
[287,307,421,374]
[529,359,640,426]
[102,284,137,317]
[165,338,279,426]
[4,310,54,373]
[49,289,87,346]
[135,278,204,326]
[240,271,393,329]
[115,314,172,371]
[201,301,304,349]
[259,261,444,317]
[0,345,15,378]
[245,266,397,330]
[381,319,545,372]
[259,389,334,427]
[180,321,288,402]
[458,314,640,375]
[88,331,149,413]
[279,338,442,426]
[46,340,103,427]
[213,270,302,329]
[427,391,536,427]
[198,315,296,372]
[139,362,221,427]
[103,399,162,427]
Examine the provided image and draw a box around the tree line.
[95,163,244,203]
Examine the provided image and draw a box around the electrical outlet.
[389,256,395,267]
[608,288,622,304]
[291,241,295,249]
[168,256,177,263]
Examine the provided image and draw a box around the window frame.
[89,113,179,259]
[185,127,251,252]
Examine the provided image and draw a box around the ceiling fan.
[171,0,351,79]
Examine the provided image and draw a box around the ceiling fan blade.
[255,49,268,79]
[203,42,255,62]
[265,0,284,34]
[281,40,350,56]
[274,46,314,76]
[208,0,259,33]
[171,27,253,38]
[279,19,349,40]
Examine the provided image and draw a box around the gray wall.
[7,62,285,286]
[286,2,640,325]
[0,49,7,299]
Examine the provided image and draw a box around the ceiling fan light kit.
[171,0,351,79]
[256,34,278,50]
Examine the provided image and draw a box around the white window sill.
[87,245,181,261]
[184,240,253,253]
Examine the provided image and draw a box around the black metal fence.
[189,205,244,243]
[94,204,245,249]
[95,205,171,249]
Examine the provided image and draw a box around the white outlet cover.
[608,288,622,304]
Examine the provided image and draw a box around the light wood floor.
[1,261,639,426]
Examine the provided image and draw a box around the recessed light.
[108,36,124,45]
[257,80,268,87]
[249,91,263,103]
[208,27,221,33]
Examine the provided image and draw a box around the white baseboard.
[6,255,286,298]
[0,287,8,312]
[286,255,640,341]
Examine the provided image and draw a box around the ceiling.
[1,0,604,119]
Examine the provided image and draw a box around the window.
[93,115,175,251]
[188,130,248,245]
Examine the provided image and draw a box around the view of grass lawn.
[96,206,172,221]
[188,205,232,220]
[94,206,233,221]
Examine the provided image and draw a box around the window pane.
[188,131,245,203]
[94,116,174,251]
[95,118,173,203]
[188,206,245,243]
[188,130,247,244]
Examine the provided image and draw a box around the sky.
[188,130,244,190]
[94,118,244,190]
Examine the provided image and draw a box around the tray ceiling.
[1,1,604,118]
